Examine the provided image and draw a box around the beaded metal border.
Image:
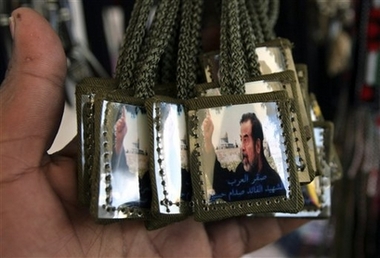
[187,91,304,222]
[145,96,193,220]
[257,38,318,179]
[78,93,96,205]
[152,103,181,213]
[93,94,149,220]
[279,40,318,178]
[195,71,314,183]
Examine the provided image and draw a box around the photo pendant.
[92,91,151,220]
[187,91,304,222]
[195,71,314,183]
[144,96,193,230]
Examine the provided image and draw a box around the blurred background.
[1,1,379,257]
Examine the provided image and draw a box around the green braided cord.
[134,0,173,98]
[115,0,142,79]
[245,0,264,43]
[219,0,232,95]
[267,0,279,39]
[159,11,180,85]
[134,0,180,99]
[133,0,170,97]
[176,0,204,100]
[238,0,261,79]
[118,0,154,90]
[176,0,194,100]
[253,0,273,42]
[227,0,246,95]
[131,0,168,91]
[191,0,204,93]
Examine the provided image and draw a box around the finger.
[0,8,66,163]
[1,134,83,256]
[48,136,78,204]
[239,217,309,252]
[53,135,78,159]
[206,217,309,256]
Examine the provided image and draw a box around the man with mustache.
[202,112,286,202]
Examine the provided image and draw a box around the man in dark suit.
[202,112,286,202]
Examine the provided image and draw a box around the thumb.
[0,8,67,163]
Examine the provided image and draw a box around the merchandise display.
[76,0,340,230]
[0,0,378,257]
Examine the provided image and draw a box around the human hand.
[0,8,308,257]
[114,108,128,155]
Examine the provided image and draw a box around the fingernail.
[9,16,15,39]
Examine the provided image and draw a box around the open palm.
[0,8,307,257]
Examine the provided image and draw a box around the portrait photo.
[152,102,189,214]
[196,72,313,183]
[198,101,290,203]
[98,101,151,218]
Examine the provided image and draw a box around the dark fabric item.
[211,159,286,202]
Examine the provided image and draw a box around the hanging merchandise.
[76,0,342,229]
[360,3,380,103]
[77,0,180,222]
[197,1,338,219]
[332,1,380,257]
[55,0,109,105]
[0,0,109,104]
[200,2,318,184]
